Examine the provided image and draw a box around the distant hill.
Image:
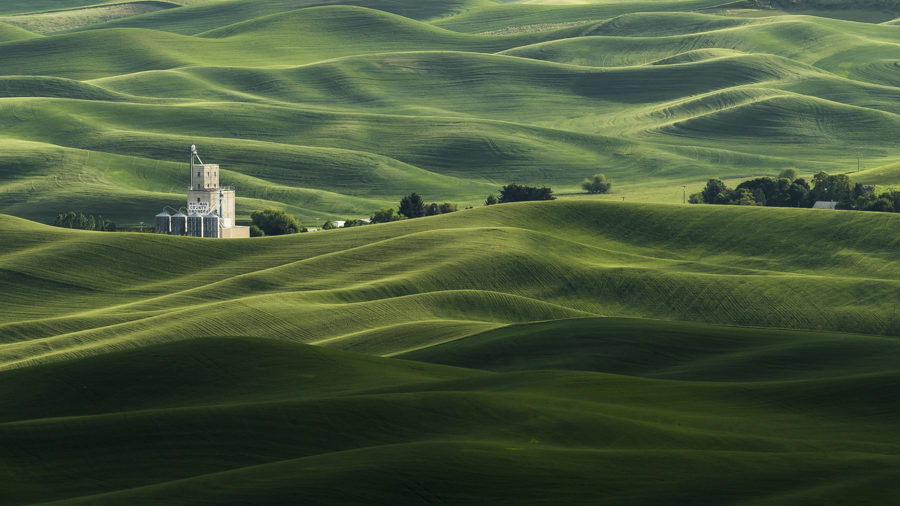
[2,5,900,224]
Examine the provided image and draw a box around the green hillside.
[0,3,898,225]
[3,1,900,502]
[5,200,900,369]
[2,321,900,503]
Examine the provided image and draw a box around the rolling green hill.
[0,3,898,225]
[3,1,900,502]
[2,304,900,503]
[5,200,900,369]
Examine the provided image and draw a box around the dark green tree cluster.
[54,212,116,231]
[498,183,555,203]
[849,184,900,212]
[250,209,301,237]
[582,174,612,194]
[688,170,889,211]
[690,174,812,208]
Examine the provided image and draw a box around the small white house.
[333,221,346,228]
[812,201,838,210]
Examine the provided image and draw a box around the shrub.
[484,194,498,206]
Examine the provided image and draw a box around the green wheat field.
[2,0,900,504]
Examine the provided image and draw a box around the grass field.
[3,0,900,503]
[5,200,900,367]
[3,202,900,503]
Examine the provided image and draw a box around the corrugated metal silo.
[187,213,204,237]
[171,213,187,236]
[203,213,219,238]
[155,212,171,234]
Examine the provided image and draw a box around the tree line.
[483,183,557,206]
[53,212,117,231]
[688,168,894,211]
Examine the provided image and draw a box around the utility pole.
[857,147,860,173]
[683,186,686,204]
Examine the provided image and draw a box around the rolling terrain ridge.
[3,1,900,504]
[0,2,899,223]
[4,201,900,367]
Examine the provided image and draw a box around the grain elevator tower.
[154,145,249,238]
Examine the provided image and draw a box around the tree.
[862,197,894,213]
[786,182,810,208]
[498,183,555,203]
[438,202,458,214]
[398,193,425,219]
[322,220,335,230]
[777,168,800,182]
[371,207,400,223]
[484,194,498,206]
[751,188,767,206]
[52,212,115,231]
[250,209,301,236]
[424,203,441,216]
[810,171,853,207]
[700,178,729,204]
[729,188,758,206]
[581,174,612,194]
[249,225,265,237]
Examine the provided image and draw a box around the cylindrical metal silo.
[203,213,219,238]
[187,213,204,237]
[155,212,171,234]
[171,213,187,236]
